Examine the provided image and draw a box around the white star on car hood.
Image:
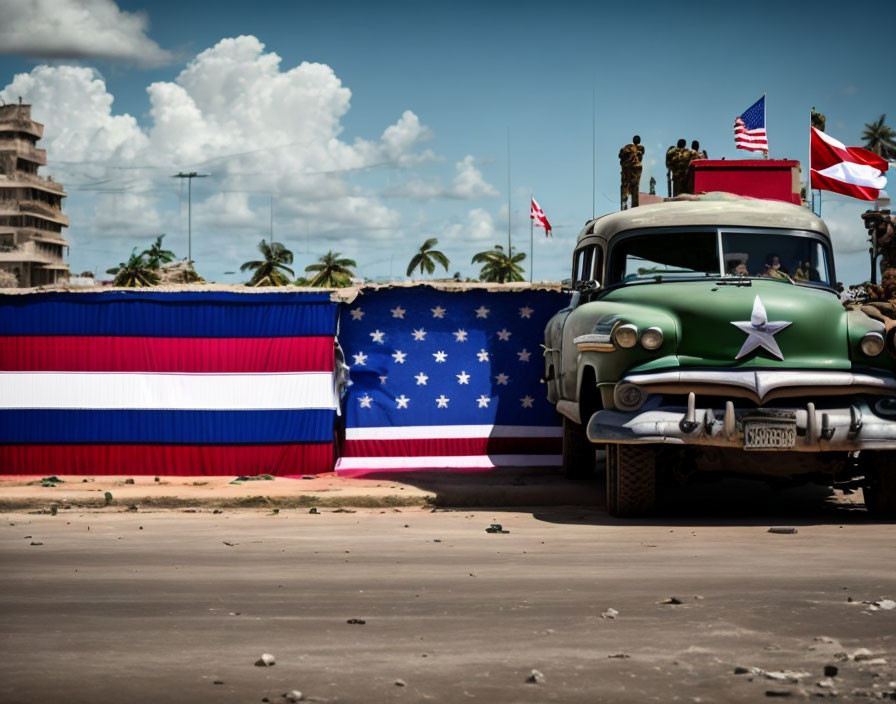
[731,296,792,361]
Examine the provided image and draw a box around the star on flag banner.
[734,96,768,153]
[530,198,552,236]
[810,126,889,201]
[335,287,567,474]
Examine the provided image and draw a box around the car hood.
[600,279,851,370]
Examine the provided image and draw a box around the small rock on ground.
[526,669,545,684]
[255,653,276,667]
[285,690,303,701]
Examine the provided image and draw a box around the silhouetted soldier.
[619,135,645,209]
[665,139,685,196]
[683,140,707,193]
[667,139,693,196]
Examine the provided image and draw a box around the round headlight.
[613,323,639,349]
[641,327,664,351]
[861,331,885,357]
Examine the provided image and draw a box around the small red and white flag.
[811,127,888,201]
[530,197,552,237]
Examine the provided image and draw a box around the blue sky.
[0,0,892,284]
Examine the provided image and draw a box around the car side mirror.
[561,278,574,294]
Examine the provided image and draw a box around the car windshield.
[609,231,719,282]
[608,229,832,287]
[721,231,831,285]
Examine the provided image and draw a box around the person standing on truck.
[683,140,707,193]
[619,135,645,209]
[665,139,686,196]
[669,139,694,196]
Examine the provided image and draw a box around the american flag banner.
[734,96,768,153]
[335,286,566,475]
[530,198,552,236]
[0,291,339,475]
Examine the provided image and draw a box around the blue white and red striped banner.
[0,291,339,475]
[334,287,565,475]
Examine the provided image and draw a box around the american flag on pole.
[734,96,768,153]
[530,198,552,236]
[335,287,565,475]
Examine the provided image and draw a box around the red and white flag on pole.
[530,197,552,237]
[811,127,888,201]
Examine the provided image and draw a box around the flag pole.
[592,81,596,220]
[763,93,768,159]
[529,191,534,283]
[507,127,512,254]
[808,112,815,213]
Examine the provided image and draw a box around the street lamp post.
[172,172,208,263]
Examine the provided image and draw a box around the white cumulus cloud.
[0,0,173,67]
[383,155,497,200]
[1,36,484,278]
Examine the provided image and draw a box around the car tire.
[863,451,896,518]
[562,417,596,479]
[605,445,618,515]
[607,444,657,517]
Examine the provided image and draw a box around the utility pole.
[172,172,208,262]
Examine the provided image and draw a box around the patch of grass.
[229,474,275,485]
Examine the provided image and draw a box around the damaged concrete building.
[0,101,69,287]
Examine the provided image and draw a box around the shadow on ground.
[354,465,881,528]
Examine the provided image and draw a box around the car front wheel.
[562,416,596,479]
[606,444,658,517]
[863,451,896,518]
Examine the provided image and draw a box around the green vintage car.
[544,194,896,517]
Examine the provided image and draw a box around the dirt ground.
[1,475,895,704]
[0,468,603,511]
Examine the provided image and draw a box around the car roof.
[577,193,831,245]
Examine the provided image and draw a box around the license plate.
[744,421,796,450]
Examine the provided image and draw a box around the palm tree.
[862,115,896,159]
[406,237,450,278]
[471,244,526,283]
[140,235,176,269]
[106,249,160,287]
[240,239,294,287]
[304,250,357,288]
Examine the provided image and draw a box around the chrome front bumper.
[617,369,896,404]
[587,395,896,451]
